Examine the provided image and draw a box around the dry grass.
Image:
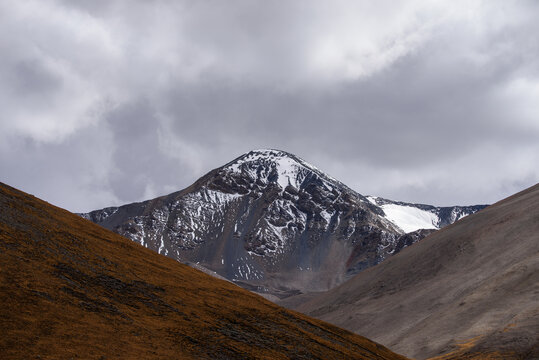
[0,183,408,360]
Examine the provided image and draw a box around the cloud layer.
[1,0,538,211]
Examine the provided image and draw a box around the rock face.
[82,149,485,298]
[393,229,437,255]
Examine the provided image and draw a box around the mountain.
[281,183,539,360]
[0,182,409,360]
[81,149,486,298]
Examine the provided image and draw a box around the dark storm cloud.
[1,0,537,211]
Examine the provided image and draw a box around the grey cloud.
[0,0,538,211]
[161,41,534,167]
[10,60,63,96]
[0,124,118,212]
[105,99,198,203]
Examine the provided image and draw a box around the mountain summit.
[221,149,344,192]
[82,149,485,298]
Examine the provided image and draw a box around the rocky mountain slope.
[281,183,539,360]
[0,182,409,360]
[82,149,486,298]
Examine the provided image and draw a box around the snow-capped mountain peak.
[223,149,337,191]
[81,149,487,298]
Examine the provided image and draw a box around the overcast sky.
[1,0,538,212]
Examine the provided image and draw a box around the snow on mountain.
[367,196,486,234]
[81,149,486,298]
[224,149,341,192]
[227,149,306,189]
[380,204,439,233]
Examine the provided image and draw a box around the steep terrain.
[82,149,485,298]
[0,182,409,360]
[282,184,539,360]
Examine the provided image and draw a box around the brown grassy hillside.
[0,182,408,360]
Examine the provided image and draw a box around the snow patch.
[158,236,165,254]
[381,204,439,233]
[320,209,333,224]
[275,156,301,189]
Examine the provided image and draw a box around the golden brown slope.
[0,182,408,360]
[282,184,539,360]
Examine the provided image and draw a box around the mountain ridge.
[81,149,486,298]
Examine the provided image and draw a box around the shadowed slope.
[284,184,539,359]
[0,182,408,360]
